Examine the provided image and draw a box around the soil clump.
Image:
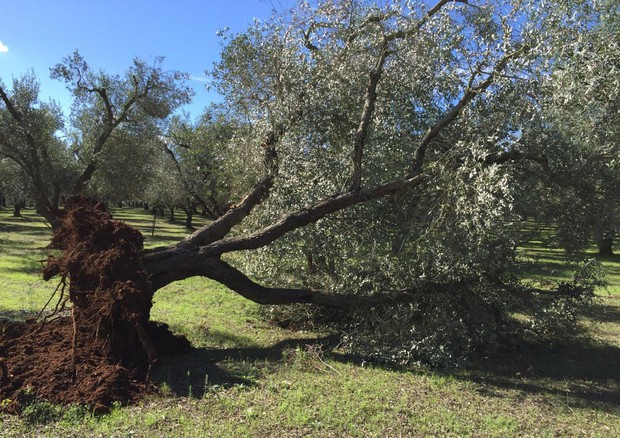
[0,197,189,413]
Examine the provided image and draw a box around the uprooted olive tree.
[141,0,614,364]
[0,0,617,409]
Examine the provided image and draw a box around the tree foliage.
[536,2,620,254]
[1,0,617,365]
[195,0,615,364]
[0,74,71,218]
[0,53,193,222]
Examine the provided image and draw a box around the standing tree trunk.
[12,203,22,217]
[184,206,193,229]
[598,231,615,256]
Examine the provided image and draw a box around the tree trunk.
[169,207,175,223]
[151,206,165,218]
[598,232,615,256]
[184,208,193,229]
[34,194,62,228]
[51,185,62,211]
[306,251,316,274]
[12,203,22,217]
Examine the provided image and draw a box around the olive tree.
[0,53,193,223]
[88,131,162,206]
[0,158,32,216]
[0,74,69,220]
[3,0,613,364]
[538,2,620,256]
[137,0,612,364]
[157,110,242,225]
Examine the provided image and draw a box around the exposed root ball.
[0,197,189,413]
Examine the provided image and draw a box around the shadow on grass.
[598,254,620,280]
[142,234,189,245]
[459,337,620,411]
[0,221,52,238]
[0,308,38,322]
[517,249,620,275]
[152,331,620,409]
[151,334,339,398]
[2,265,43,276]
[579,301,620,323]
[514,253,580,281]
[152,351,252,398]
[596,253,620,262]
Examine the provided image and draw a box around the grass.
[514,223,620,349]
[0,209,54,319]
[516,222,620,296]
[1,207,619,437]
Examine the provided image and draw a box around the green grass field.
[1,207,619,437]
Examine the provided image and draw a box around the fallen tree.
[0,0,616,409]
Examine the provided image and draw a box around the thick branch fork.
[144,0,527,308]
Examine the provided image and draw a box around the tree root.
[0,358,8,384]
[132,321,158,365]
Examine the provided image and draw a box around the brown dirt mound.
[0,197,190,413]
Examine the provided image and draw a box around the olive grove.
[1,0,618,364]
[0,54,193,223]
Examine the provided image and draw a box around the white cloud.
[190,75,211,83]
[0,41,8,53]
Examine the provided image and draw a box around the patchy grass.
[516,222,620,296]
[0,208,54,319]
[1,207,619,436]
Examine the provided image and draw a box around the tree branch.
[385,0,463,43]
[144,253,452,307]
[0,86,37,149]
[201,173,426,256]
[482,148,599,193]
[70,77,154,194]
[202,258,419,307]
[304,0,466,192]
[412,48,526,172]
[350,44,389,192]
[482,150,551,172]
[143,125,287,256]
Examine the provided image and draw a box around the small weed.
[484,414,520,435]
[21,400,63,426]
[61,404,90,425]
[282,344,340,375]
[158,382,172,397]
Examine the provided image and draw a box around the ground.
[0,206,618,436]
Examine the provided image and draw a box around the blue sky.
[0,0,293,118]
